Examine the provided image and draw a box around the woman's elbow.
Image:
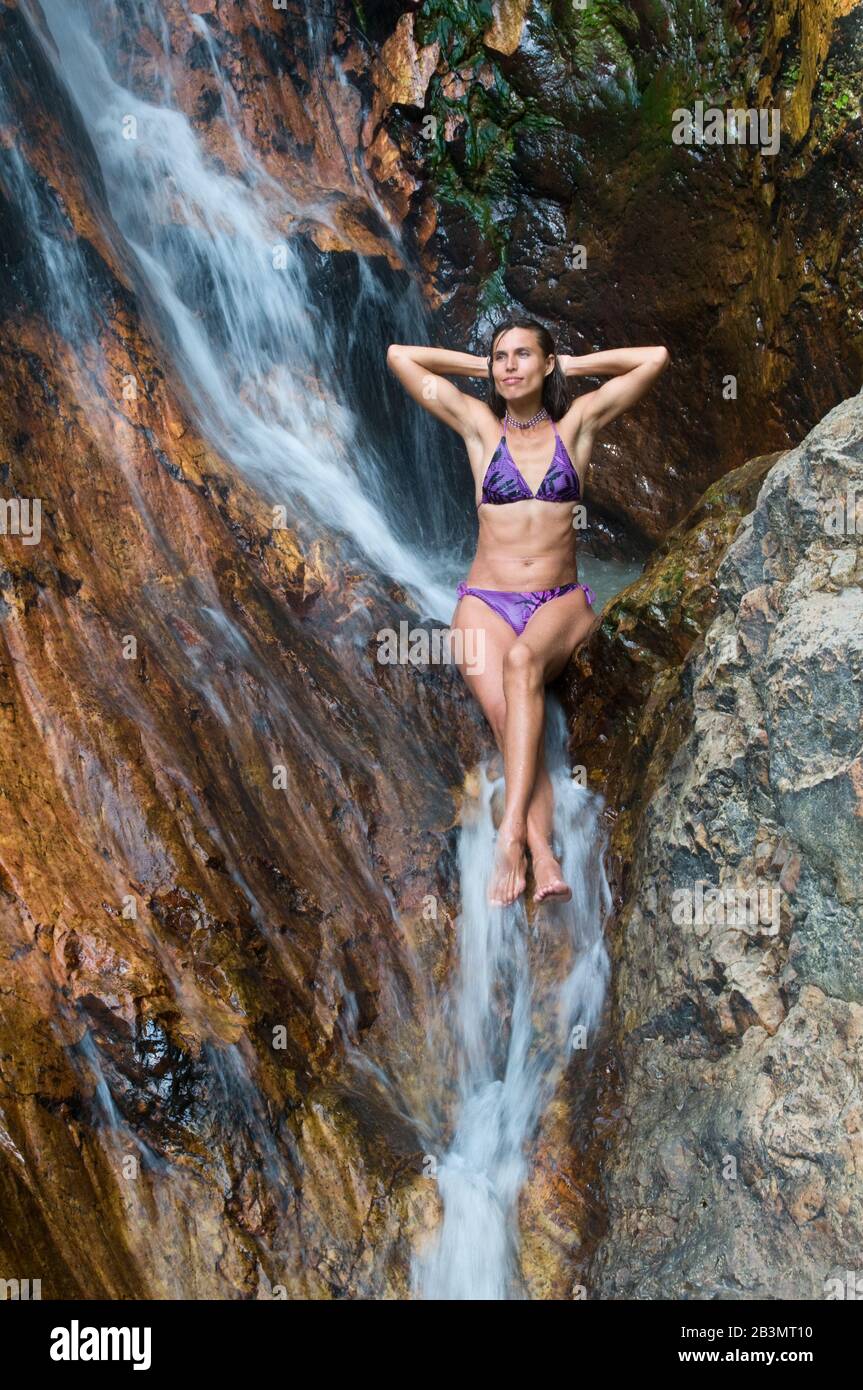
[651,345,671,371]
[387,343,405,369]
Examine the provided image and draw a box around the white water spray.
[20,0,455,621]
[413,697,610,1299]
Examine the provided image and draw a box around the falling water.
[18,0,460,621]
[5,0,620,1297]
[413,697,610,1299]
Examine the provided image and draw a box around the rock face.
[582,389,863,1298]
[2,0,862,1304]
[366,0,863,550]
[0,311,477,1299]
[0,309,474,1299]
[0,1,486,1299]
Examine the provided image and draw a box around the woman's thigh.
[450,594,516,744]
[516,587,597,682]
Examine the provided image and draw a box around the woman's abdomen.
[466,504,580,589]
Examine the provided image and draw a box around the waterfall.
[5,0,616,1297]
[413,697,611,1299]
[17,0,461,623]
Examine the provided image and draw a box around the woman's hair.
[485,316,571,421]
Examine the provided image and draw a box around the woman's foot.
[531,850,572,904]
[489,828,527,907]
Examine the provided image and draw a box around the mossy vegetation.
[416,0,495,65]
[412,1,524,265]
[417,0,741,207]
[818,68,861,139]
[568,0,640,76]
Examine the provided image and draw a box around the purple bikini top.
[478,414,581,508]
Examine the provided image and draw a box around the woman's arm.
[389,345,489,377]
[559,347,668,378]
[386,344,490,439]
[559,345,670,433]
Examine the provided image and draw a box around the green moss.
[415,0,744,310]
[415,7,525,256]
[476,265,510,319]
[826,81,859,119]
[570,0,640,74]
[639,67,690,130]
[416,0,495,65]
[816,68,861,140]
[700,479,725,507]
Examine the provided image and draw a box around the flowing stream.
[413,697,610,1299]
[7,0,623,1298]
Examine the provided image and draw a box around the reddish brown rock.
[0,13,483,1288]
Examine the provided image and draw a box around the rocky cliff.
[568,389,863,1297]
[0,0,485,1298]
[365,0,863,550]
[1,0,861,1302]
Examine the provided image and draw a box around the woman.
[387,319,669,907]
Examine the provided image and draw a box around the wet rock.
[0,8,480,1297]
[578,387,863,1297]
[3,0,863,1304]
[367,1,863,547]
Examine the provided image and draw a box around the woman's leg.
[450,589,595,905]
[524,737,571,902]
[496,589,596,903]
[518,700,572,903]
[450,594,529,904]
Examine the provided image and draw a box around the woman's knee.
[502,641,542,685]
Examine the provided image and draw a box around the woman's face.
[491,329,553,404]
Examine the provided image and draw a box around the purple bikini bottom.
[456,580,596,637]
